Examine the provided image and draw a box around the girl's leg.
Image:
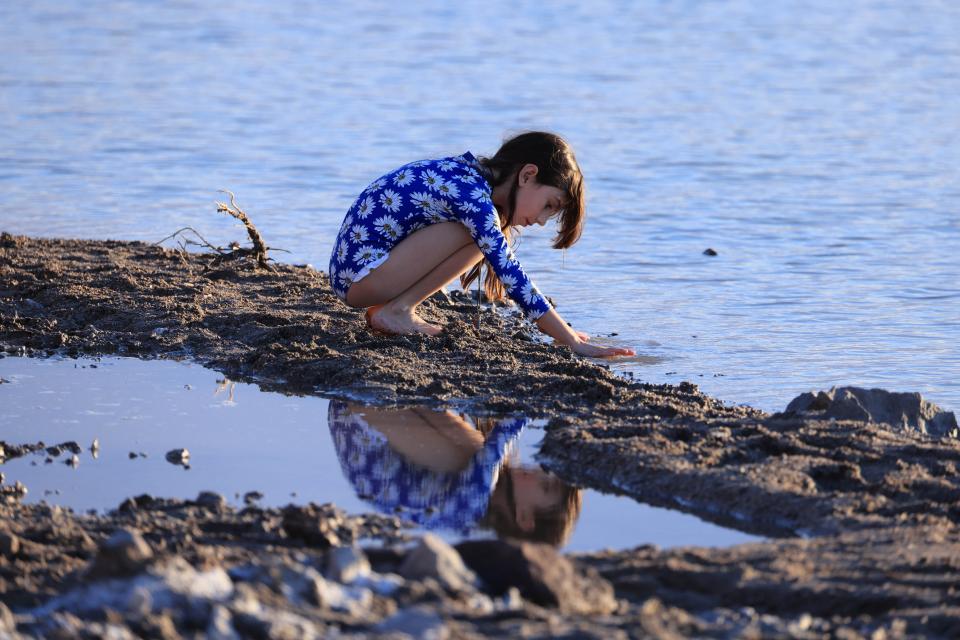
[345,222,482,335]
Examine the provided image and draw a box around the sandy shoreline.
[2,233,960,637]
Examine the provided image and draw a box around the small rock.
[376,607,448,640]
[66,454,80,467]
[207,605,240,640]
[89,527,154,578]
[326,545,371,584]
[0,601,15,633]
[703,248,718,256]
[196,491,227,511]
[0,532,21,557]
[399,534,477,593]
[165,448,190,465]
[456,539,617,615]
[129,451,139,459]
[281,505,341,547]
[785,386,958,436]
[1,481,27,505]
[243,490,264,506]
[309,573,373,614]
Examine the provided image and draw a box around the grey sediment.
[2,232,960,638]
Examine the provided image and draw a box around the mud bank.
[3,233,960,636]
[1,496,955,639]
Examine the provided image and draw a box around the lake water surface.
[1,1,958,412]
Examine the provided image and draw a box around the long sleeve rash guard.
[328,151,551,320]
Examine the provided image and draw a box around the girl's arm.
[536,308,636,357]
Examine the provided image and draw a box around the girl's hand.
[571,341,636,358]
[574,330,591,342]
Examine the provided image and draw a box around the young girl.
[328,131,635,358]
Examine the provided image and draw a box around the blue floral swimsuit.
[328,151,551,320]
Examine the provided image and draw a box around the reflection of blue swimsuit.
[328,152,551,320]
[327,401,526,533]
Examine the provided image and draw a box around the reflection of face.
[511,165,568,228]
[510,466,567,532]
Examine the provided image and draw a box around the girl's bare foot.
[367,304,443,336]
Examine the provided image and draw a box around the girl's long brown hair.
[461,131,585,302]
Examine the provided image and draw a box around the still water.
[0,1,958,412]
[0,356,760,551]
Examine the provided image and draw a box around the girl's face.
[511,164,568,228]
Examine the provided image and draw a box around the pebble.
[165,448,190,465]
[196,491,227,511]
[90,528,153,577]
[206,605,240,640]
[0,532,21,557]
[376,607,449,640]
[399,533,477,593]
[242,491,263,506]
[703,248,718,256]
[0,602,14,633]
[326,545,371,584]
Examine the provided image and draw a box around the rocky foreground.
[2,233,960,638]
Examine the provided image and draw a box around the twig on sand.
[155,226,226,254]
[154,192,281,273]
[215,190,274,272]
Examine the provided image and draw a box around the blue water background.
[1,1,958,412]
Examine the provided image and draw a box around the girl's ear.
[518,163,539,185]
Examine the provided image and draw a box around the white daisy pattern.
[337,268,358,288]
[373,215,402,240]
[455,170,478,184]
[364,177,386,193]
[410,191,434,212]
[327,151,550,319]
[484,209,501,232]
[349,225,368,243]
[356,196,375,219]
[469,186,490,202]
[379,189,402,213]
[353,245,379,266]
[436,180,459,199]
[421,170,443,191]
[392,168,414,186]
[476,234,496,254]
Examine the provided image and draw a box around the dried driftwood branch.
[215,190,273,271]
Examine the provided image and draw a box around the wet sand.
[2,233,960,638]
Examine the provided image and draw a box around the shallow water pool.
[0,355,760,552]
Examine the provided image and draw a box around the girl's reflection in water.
[328,401,582,547]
